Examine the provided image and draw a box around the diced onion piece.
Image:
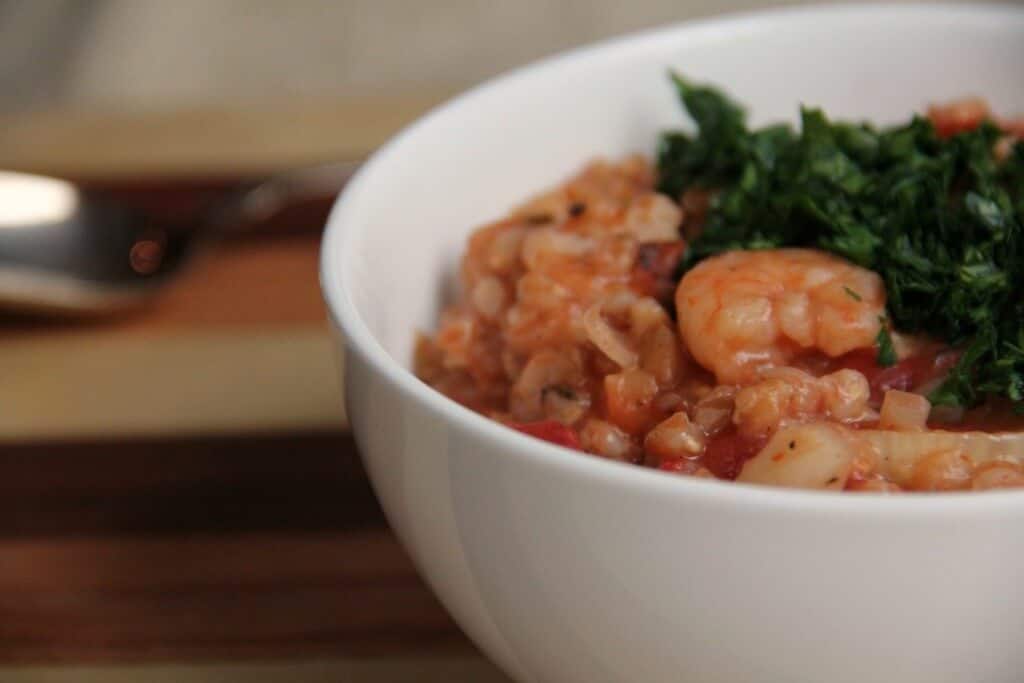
[470,276,507,320]
[644,412,705,460]
[580,419,639,462]
[486,227,526,273]
[859,430,1024,487]
[584,302,638,368]
[629,297,670,335]
[879,390,931,431]
[509,349,581,421]
[623,193,683,242]
[603,369,660,435]
[693,386,737,436]
[521,229,593,269]
[738,423,854,490]
[639,324,684,387]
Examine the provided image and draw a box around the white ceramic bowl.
[322,5,1024,682]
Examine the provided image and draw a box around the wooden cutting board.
[0,232,343,440]
[0,93,453,177]
[0,94,452,441]
[3,658,508,683]
[0,95,517,682]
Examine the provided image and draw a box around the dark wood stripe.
[0,532,469,663]
[0,433,472,663]
[0,432,381,537]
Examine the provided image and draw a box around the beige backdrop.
[1,0,997,114]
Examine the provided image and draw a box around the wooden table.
[0,98,509,681]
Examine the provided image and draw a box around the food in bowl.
[328,8,1024,682]
[415,74,1024,493]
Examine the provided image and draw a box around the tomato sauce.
[699,429,767,480]
[508,420,583,450]
[831,346,960,403]
[939,401,1024,433]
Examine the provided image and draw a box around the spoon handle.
[204,160,362,235]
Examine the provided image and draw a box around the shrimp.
[733,367,873,438]
[675,249,885,384]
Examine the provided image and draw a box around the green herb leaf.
[876,321,898,368]
[659,76,1024,407]
[657,72,751,198]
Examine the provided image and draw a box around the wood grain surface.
[0,432,504,677]
[0,191,342,440]
[0,97,508,680]
[0,233,346,441]
[4,658,508,683]
[0,94,449,177]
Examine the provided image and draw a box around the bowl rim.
[322,1,1024,516]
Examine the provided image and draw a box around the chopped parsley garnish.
[658,73,1024,408]
[843,286,862,302]
[875,321,898,368]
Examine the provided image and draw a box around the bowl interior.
[326,4,1024,371]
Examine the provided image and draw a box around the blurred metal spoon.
[0,161,358,316]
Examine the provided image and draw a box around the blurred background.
[0,1,1014,682]
[0,0,968,114]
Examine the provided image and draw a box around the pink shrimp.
[675,249,885,384]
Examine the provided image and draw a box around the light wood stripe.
[0,328,345,440]
[0,94,451,177]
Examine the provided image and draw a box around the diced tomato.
[928,98,990,138]
[629,269,658,299]
[945,403,1024,432]
[927,99,1024,140]
[508,420,582,450]
[834,347,960,403]
[700,430,766,480]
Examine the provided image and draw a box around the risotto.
[415,77,1024,493]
